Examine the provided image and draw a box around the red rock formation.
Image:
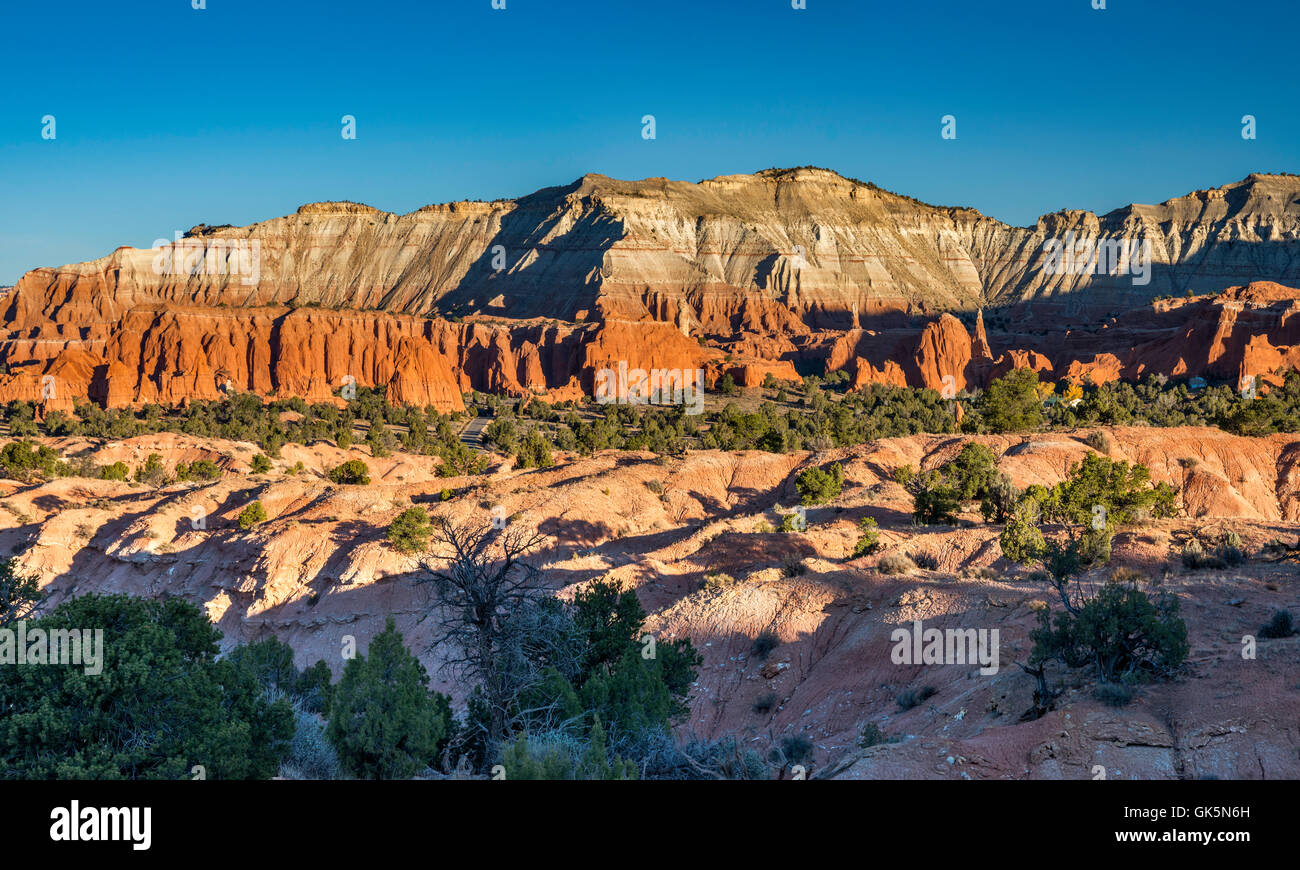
[913,313,974,392]
[719,361,802,388]
[1038,282,1300,387]
[5,166,1300,410]
[7,281,1300,412]
[0,304,743,414]
[850,358,908,390]
[577,320,715,391]
[972,309,993,362]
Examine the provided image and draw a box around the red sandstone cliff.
[7,281,1300,412]
[6,169,1300,411]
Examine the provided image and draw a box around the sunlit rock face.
[4,169,1300,409]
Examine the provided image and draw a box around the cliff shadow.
[433,180,620,322]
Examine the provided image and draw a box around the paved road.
[459,416,489,450]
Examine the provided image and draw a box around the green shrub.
[514,429,554,470]
[99,461,129,482]
[795,462,843,506]
[0,594,293,779]
[909,470,960,525]
[294,660,335,716]
[1031,580,1188,686]
[365,423,395,458]
[386,507,432,555]
[0,557,41,626]
[852,516,882,557]
[329,459,370,485]
[1077,525,1113,566]
[0,440,69,482]
[327,617,449,779]
[176,459,222,481]
[896,685,936,710]
[978,368,1043,432]
[483,418,519,453]
[979,472,1019,523]
[224,636,299,693]
[134,453,168,487]
[1000,452,1175,567]
[1258,609,1296,639]
[434,437,489,477]
[565,579,701,741]
[751,629,780,660]
[1041,453,1179,527]
[858,723,896,748]
[238,501,268,530]
[498,720,636,780]
[484,580,702,775]
[943,442,999,501]
[250,454,273,474]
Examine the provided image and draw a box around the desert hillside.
[5,426,1296,779]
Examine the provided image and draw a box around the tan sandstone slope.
[3,428,1297,779]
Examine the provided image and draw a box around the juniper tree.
[0,558,40,627]
[326,616,448,779]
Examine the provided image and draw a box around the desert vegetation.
[0,365,1296,781]
[7,370,1300,485]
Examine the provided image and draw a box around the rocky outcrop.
[0,308,600,413]
[5,170,1300,410]
[820,281,1300,393]
[12,169,1300,327]
[1026,281,1300,387]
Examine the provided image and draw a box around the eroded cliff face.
[5,168,1300,409]
[14,169,1300,323]
[763,279,1300,395]
[0,308,587,413]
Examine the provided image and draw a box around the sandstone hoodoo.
[5,169,1300,412]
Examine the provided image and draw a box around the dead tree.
[415,516,549,747]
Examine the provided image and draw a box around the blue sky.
[2,0,1296,283]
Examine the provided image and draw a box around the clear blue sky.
[2,0,1296,284]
